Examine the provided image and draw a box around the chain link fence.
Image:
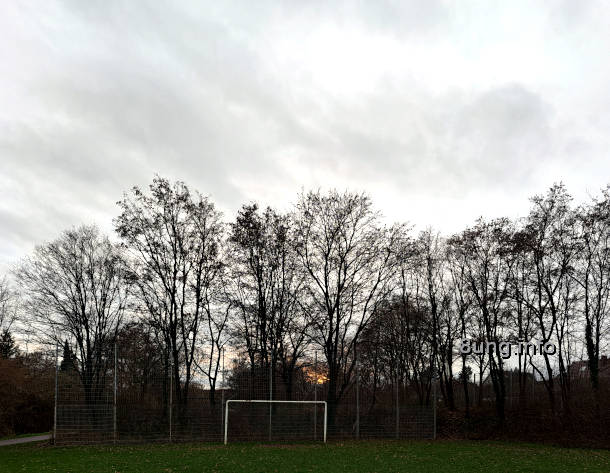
[54,345,435,445]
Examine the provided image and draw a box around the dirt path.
[0,434,51,447]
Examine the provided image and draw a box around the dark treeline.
[2,177,609,440]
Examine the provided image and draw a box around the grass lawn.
[0,440,608,473]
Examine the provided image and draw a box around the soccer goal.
[224,400,327,444]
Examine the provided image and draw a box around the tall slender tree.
[293,190,400,424]
[228,204,307,399]
[115,177,225,406]
[452,218,515,422]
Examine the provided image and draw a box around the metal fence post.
[113,343,117,445]
[433,379,437,440]
[53,342,59,445]
[169,357,173,443]
[323,401,327,444]
[356,349,360,439]
[224,400,230,445]
[508,370,513,407]
[532,363,535,401]
[473,373,476,405]
[220,347,225,440]
[314,351,317,440]
[269,351,273,441]
[395,373,399,439]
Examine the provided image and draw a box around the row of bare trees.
[5,178,610,428]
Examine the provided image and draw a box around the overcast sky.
[1,1,609,271]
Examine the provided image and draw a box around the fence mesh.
[54,346,435,445]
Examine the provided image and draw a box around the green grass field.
[1,440,608,473]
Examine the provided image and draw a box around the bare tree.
[228,204,307,399]
[16,225,131,405]
[573,187,610,394]
[0,277,17,333]
[446,237,474,416]
[390,233,435,405]
[115,177,225,406]
[194,267,233,405]
[293,190,399,424]
[0,277,18,358]
[507,229,538,408]
[416,230,460,410]
[452,218,515,422]
[523,183,579,413]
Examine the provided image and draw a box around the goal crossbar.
[224,400,327,444]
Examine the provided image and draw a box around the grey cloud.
[447,85,553,187]
[1,1,609,265]
[278,83,553,196]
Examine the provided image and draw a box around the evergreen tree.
[60,340,77,372]
[0,329,18,359]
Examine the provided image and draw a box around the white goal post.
[224,400,327,444]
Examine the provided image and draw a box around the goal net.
[224,400,327,444]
